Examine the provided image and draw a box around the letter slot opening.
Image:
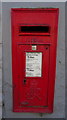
[19,25,50,35]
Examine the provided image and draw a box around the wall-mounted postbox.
[11,8,59,113]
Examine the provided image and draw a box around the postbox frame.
[11,8,59,113]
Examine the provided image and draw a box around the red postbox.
[11,8,59,113]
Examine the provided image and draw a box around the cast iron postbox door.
[17,44,49,107]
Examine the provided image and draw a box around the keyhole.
[46,47,48,50]
[24,79,26,85]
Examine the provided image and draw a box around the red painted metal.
[11,8,59,113]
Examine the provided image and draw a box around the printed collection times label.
[26,52,42,77]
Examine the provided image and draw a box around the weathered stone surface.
[2,2,65,119]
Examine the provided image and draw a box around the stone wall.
[2,2,65,118]
[0,1,2,119]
